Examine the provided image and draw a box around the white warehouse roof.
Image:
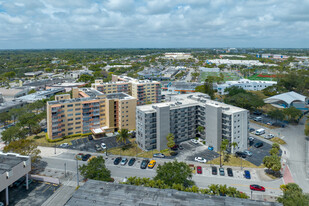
[264,91,307,106]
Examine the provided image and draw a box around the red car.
[197,166,202,174]
[250,184,265,192]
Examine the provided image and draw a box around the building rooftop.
[0,153,29,175]
[65,180,281,206]
[79,88,104,98]
[137,92,246,114]
[105,92,136,100]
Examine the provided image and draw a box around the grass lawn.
[200,71,239,82]
[207,155,264,168]
[270,137,287,145]
[247,74,276,81]
[27,132,87,147]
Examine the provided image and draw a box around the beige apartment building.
[47,88,136,139]
[92,75,161,105]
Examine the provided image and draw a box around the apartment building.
[47,88,136,139]
[136,93,248,153]
[92,75,161,105]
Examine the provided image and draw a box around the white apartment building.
[136,93,248,153]
[216,79,277,95]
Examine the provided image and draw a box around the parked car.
[266,122,273,126]
[171,145,179,151]
[101,143,107,150]
[249,128,255,133]
[140,159,150,169]
[23,179,33,187]
[235,151,247,158]
[75,153,84,160]
[244,170,251,179]
[114,157,122,165]
[153,153,165,158]
[95,144,102,151]
[178,145,184,150]
[128,158,136,166]
[253,111,262,115]
[194,157,207,163]
[0,201,4,206]
[59,143,69,148]
[255,128,265,135]
[170,151,178,156]
[243,150,253,157]
[219,168,225,176]
[265,134,274,139]
[248,136,255,142]
[254,116,262,122]
[82,154,91,161]
[227,168,233,177]
[13,176,26,187]
[120,158,128,166]
[191,139,199,144]
[254,142,264,148]
[87,156,96,162]
[197,166,202,174]
[208,146,214,151]
[250,184,265,192]
[212,166,217,175]
[148,160,156,169]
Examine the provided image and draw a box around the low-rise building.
[163,53,193,60]
[0,88,29,101]
[0,153,31,206]
[24,71,43,77]
[0,99,27,113]
[216,79,277,95]
[47,88,136,139]
[136,93,248,153]
[92,75,161,105]
[206,59,277,67]
[17,88,65,103]
[162,81,203,94]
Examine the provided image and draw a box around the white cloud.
[0,0,308,48]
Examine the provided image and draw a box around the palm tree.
[220,139,229,167]
[231,142,238,153]
[116,129,129,144]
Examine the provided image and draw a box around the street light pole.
[76,159,79,187]
[64,163,67,178]
[54,144,56,154]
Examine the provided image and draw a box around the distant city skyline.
[0,0,309,49]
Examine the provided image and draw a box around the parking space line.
[42,185,51,193]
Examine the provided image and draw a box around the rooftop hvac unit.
[6,170,13,179]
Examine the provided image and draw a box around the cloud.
[0,0,308,48]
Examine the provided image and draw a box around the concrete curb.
[306,137,309,178]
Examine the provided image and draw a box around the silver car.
[243,150,253,157]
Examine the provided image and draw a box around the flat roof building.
[0,153,31,206]
[65,180,281,206]
[136,93,248,153]
[47,88,136,139]
[92,75,161,105]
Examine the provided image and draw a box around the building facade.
[136,93,248,153]
[92,75,161,105]
[216,79,277,95]
[47,88,136,139]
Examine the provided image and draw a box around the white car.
[101,143,107,149]
[60,143,69,148]
[265,134,274,139]
[248,136,255,142]
[243,150,253,157]
[194,157,207,163]
[191,139,199,144]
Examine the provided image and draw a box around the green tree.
[263,143,282,175]
[154,161,194,187]
[28,89,36,94]
[18,112,40,135]
[116,129,129,144]
[3,139,41,163]
[284,106,302,122]
[1,125,28,143]
[278,183,309,206]
[166,133,175,149]
[77,74,95,83]
[268,109,285,123]
[0,112,10,125]
[79,156,112,181]
[197,126,204,133]
[220,139,229,167]
[8,108,24,124]
[224,92,264,111]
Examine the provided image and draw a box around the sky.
[0,0,308,49]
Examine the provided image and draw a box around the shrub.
[202,141,206,145]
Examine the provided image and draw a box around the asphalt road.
[41,153,283,197]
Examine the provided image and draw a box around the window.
[76,126,81,129]
[75,104,80,106]
[75,108,81,111]
[76,113,81,115]
[68,109,73,112]
[67,104,73,107]
[68,128,73,131]
[68,114,73,117]
[76,117,81,120]
[68,118,73,121]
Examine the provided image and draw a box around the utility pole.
[64,163,67,178]
[54,144,56,154]
[76,159,79,187]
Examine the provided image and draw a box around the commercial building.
[92,75,161,105]
[264,91,309,110]
[65,180,281,206]
[0,153,31,206]
[0,88,29,101]
[216,79,277,95]
[163,53,193,60]
[0,99,27,113]
[47,88,136,139]
[136,93,248,153]
[24,71,43,77]
[17,88,65,103]
[162,81,203,94]
[206,59,277,67]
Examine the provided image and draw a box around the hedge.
[45,132,92,143]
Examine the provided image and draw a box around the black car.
[114,157,122,165]
[170,151,178,156]
[254,142,264,148]
[249,128,255,133]
[235,151,247,158]
[227,168,233,177]
[82,154,91,161]
[13,176,26,187]
[212,166,217,175]
[140,159,150,169]
[171,145,179,151]
[128,158,136,166]
[253,111,262,115]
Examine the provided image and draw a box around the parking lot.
[0,180,60,206]
[60,136,130,152]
